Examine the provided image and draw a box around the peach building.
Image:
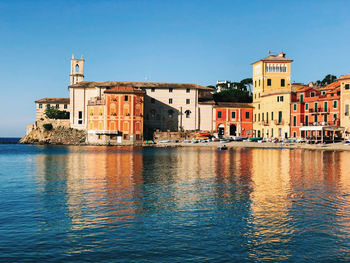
[87,86,145,145]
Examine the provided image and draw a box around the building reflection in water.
[33,146,350,260]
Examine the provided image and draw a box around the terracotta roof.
[338,74,350,80]
[104,86,146,95]
[320,81,340,90]
[35,97,70,104]
[252,53,293,64]
[214,102,254,108]
[69,81,214,91]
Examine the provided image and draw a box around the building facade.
[290,81,340,138]
[35,97,70,121]
[214,102,254,138]
[339,74,350,135]
[87,86,145,145]
[252,52,293,138]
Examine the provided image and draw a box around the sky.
[1,0,350,137]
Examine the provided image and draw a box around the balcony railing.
[274,120,284,125]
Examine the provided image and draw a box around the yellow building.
[339,74,350,135]
[252,52,293,138]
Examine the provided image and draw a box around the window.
[345,84,350,90]
[311,92,315,97]
[281,79,285,87]
[258,114,260,121]
[217,111,222,118]
[56,104,59,109]
[262,113,264,121]
[334,114,337,122]
[267,79,271,86]
[258,104,260,110]
[78,111,82,119]
[259,79,261,86]
[277,96,283,102]
[346,104,349,116]
[259,93,260,98]
[324,101,328,112]
[151,98,155,104]
[333,100,337,109]
[231,111,236,119]
[293,116,296,126]
[186,88,190,93]
[280,96,284,102]
[169,98,173,104]
[324,114,328,123]
[254,94,256,99]
[185,110,191,118]
[305,103,309,110]
[278,111,282,124]
[293,132,296,137]
[314,115,318,123]
[64,104,68,109]
[39,104,42,109]
[293,104,297,111]
[168,110,174,118]
[266,112,268,122]
[300,94,304,103]
[277,96,279,102]
[245,112,249,119]
[322,91,326,95]
[186,99,190,104]
[254,81,256,87]
[78,120,83,124]
[315,102,318,112]
[151,88,155,92]
[75,64,79,73]
[254,114,256,122]
[169,88,173,93]
[305,115,309,126]
[271,112,274,120]
[125,95,129,101]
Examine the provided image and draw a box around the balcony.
[274,120,284,125]
[88,97,106,106]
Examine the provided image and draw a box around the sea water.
[1,144,350,262]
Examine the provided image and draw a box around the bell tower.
[70,54,84,85]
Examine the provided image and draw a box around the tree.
[316,74,337,86]
[213,89,252,103]
[45,106,70,119]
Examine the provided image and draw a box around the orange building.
[87,86,145,145]
[290,81,340,138]
[214,102,254,138]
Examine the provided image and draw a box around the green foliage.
[43,123,53,131]
[45,106,70,119]
[213,89,252,103]
[316,74,337,86]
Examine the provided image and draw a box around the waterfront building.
[35,97,70,121]
[252,52,293,138]
[290,81,340,138]
[339,74,350,135]
[214,102,253,137]
[87,86,145,144]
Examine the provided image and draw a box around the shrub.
[43,123,53,131]
[45,106,70,119]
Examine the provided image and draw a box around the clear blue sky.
[1,0,349,137]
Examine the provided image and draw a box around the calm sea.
[1,145,350,262]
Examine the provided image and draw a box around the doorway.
[229,124,237,136]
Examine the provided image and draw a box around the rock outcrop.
[20,122,86,145]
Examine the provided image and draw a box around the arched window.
[110,103,116,115]
[185,110,191,118]
[75,64,79,73]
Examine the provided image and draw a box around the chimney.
[279,52,286,58]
